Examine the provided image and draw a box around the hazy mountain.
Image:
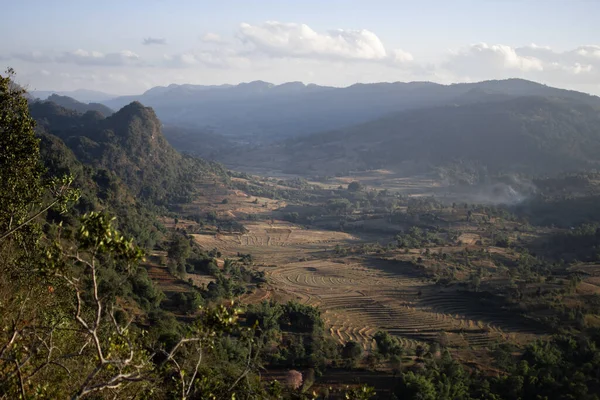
[32,88,116,103]
[45,94,114,117]
[162,125,235,161]
[227,96,600,177]
[101,79,600,143]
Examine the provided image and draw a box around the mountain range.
[38,78,600,179]
[100,79,600,143]
[32,88,116,103]
[226,95,600,177]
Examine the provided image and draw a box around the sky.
[1,0,599,95]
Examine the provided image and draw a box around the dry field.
[304,170,444,196]
[179,181,286,220]
[333,172,441,195]
[192,221,358,264]
[266,257,540,352]
[229,168,444,197]
[143,252,200,318]
[168,173,549,360]
[192,220,541,353]
[145,252,190,295]
[571,263,600,296]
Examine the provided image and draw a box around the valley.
[3,0,600,396]
[170,171,570,375]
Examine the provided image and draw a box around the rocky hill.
[30,100,227,204]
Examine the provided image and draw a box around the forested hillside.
[4,72,386,399]
[162,124,235,160]
[0,70,279,399]
[30,99,228,204]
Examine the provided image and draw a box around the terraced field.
[193,220,542,353]
[180,182,286,220]
[144,252,199,317]
[261,257,541,352]
[192,221,358,265]
[571,264,600,296]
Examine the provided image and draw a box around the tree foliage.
[0,69,43,239]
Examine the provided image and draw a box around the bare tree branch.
[14,359,26,400]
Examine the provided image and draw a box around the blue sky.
[2,0,599,94]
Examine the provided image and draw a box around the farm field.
[235,168,445,196]
[192,220,359,265]
[266,257,541,353]
[191,215,543,355]
[156,168,595,394]
[177,180,287,222]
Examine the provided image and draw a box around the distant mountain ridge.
[32,88,116,103]
[100,79,600,142]
[45,94,114,117]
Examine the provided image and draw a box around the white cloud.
[56,49,140,66]
[516,44,600,66]
[6,21,600,96]
[442,42,600,91]
[143,37,167,46]
[391,49,414,63]
[236,21,412,64]
[164,22,413,71]
[201,32,225,44]
[12,49,141,66]
[572,63,593,74]
[555,62,593,75]
[12,51,53,63]
[575,45,600,59]
[447,43,544,75]
[514,43,556,62]
[163,49,250,69]
[542,61,596,85]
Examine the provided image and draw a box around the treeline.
[388,334,600,400]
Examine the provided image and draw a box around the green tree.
[396,372,437,400]
[0,69,43,238]
[168,233,192,268]
[342,341,363,368]
[373,330,403,358]
[327,198,352,215]
[347,181,363,192]
[345,384,376,399]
